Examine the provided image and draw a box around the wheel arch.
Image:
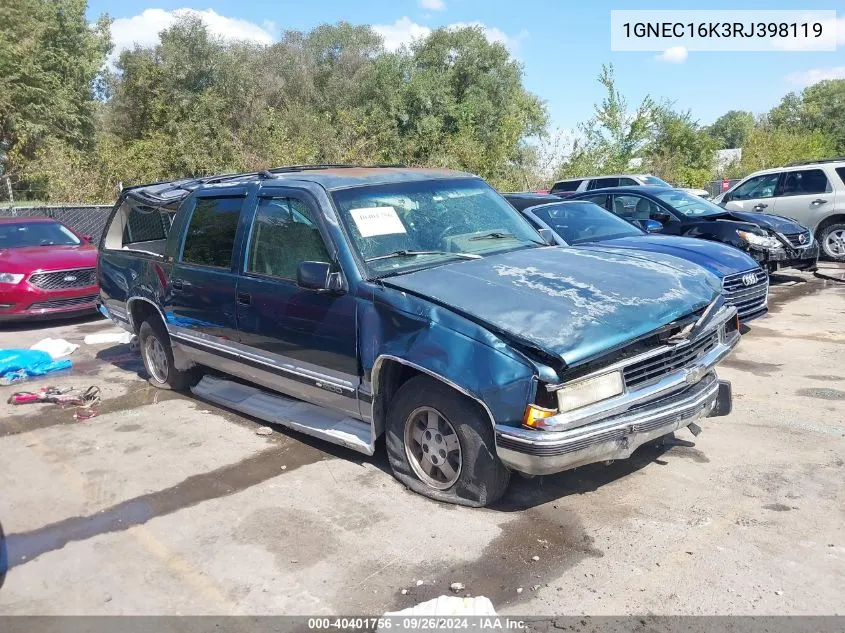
[371,355,496,438]
[815,213,845,234]
[127,296,167,334]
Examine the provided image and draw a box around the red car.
[0,218,99,321]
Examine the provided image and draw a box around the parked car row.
[92,165,740,506]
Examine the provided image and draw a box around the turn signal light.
[523,404,557,429]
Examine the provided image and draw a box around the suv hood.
[382,246,720,367]
[0,244,97,273]
[594,234,759,277]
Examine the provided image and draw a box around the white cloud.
[654,46,688,64]
[372,17,433,52]
[109,8,275,59]
[786,66,845,86]
[373,16,526,53]
[419,0,446,10]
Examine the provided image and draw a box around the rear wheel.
[385,375,510,507]
[138,318,197,390]
[818,223,845,262]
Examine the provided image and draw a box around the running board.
[192,375,374,455]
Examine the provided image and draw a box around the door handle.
[237,292,252,306]
[812,198,828,205]
[172,279,189,290]
[753,203,768,211]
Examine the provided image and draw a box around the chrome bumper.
[496,374,730,475]
[495,306,740,476]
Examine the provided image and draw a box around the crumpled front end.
[495,302,740,476]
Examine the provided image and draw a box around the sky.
[85,0,845,134]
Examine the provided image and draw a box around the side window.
[580,194,609,210]
[836,167,845,186]
[612,195,651,220]
[122,203,171,244]
[588,177,619,190]
[618,177,639,186]
[780,169,830,196]
[246,197,330,280]
[181,196,244,268]
[551,179,582,193]
[731,173,779,200]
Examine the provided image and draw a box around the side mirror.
[537,228,557,245]
[296,261,344,293]
[721,192,732,203]
[643,219,663,233]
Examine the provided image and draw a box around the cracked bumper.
[495,374,732,476]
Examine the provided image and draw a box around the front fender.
[359,285,538,428]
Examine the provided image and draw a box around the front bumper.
[495,305,740,476]
[496,374,730,475]
[749,244,819,272]
[0,284,99,321]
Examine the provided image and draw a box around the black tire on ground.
[385,375,510,507]
[138,318,197,390]
[817,223,845,262]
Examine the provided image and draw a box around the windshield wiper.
[365,249,481,262]
[468,232,544,245]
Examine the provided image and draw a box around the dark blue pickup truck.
[98,166,740,506]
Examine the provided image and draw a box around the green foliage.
[708,110,754,150]
[768,80,845,153]
[644,106,717,187]
[732,125,836,175]
[0,0,111,179]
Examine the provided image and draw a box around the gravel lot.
[1,266,844,616]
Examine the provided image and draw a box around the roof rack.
[784,157,845,167]
[123,164,409,202]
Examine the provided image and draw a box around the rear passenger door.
[234,189,360,416]
[771,168,834,231]
[167,188,247,355]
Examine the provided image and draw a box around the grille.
[782,230,812,249]
[623,330,719,389]
[722,268,768,319]
[28,294,98,311]
[29,268,96,290]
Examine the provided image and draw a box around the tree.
[732,125,835,175]
[0,0,111,184]
[646,106,716,187]
[555,64,655,180]
[708,110,754,149]
[768,80,845,153]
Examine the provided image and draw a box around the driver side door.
[723,173,780,213]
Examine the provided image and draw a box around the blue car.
[505,193,768,322]
[98,167,740,506]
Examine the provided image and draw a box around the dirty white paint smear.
[350,207,407,238]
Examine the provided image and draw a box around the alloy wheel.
[404,406,462,490]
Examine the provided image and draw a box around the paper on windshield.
[350,206,407,238]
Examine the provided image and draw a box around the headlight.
[736,230,781,250]
[0,273,24,284]
[556,371,624,413]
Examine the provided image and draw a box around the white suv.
[713,159,845,261]
[550,174,709,198]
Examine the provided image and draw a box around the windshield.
[653,189,725,218]
[641,175,672,187]
[530,202,642,245]
[332,178,543,277]
[0,221,81,248]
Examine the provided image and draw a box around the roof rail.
[784,157,845,167]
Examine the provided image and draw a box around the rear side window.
[122,203,170,244]
[551,179,582,193]
[781,169,830,196]
[181,196,244,268]
[579,194,610,210]
[836,167,845,186]
[588,177,619,190]
[246,197,330,280]
[618,177,639,186]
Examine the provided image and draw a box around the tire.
[818,223,845,262]
[138,318,197,390]
[385,375,510,507]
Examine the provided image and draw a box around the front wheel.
[138,318,197,390]
[818,223,845,261]
[385,375,510,507]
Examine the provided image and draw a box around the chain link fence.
[0,205,114,245]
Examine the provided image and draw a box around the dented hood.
[382,246,720,367]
